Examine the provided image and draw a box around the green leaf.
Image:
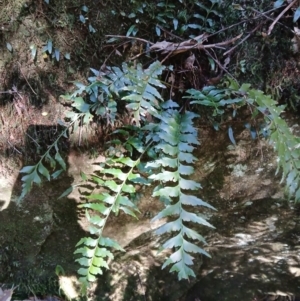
[51,169,63,179]
[294,7,300,22]
[103,168,127,181]
[47,40,52,54]
[153,186,180,197]
[104,180,120,192]
[79,14,86,23]
[30,44,37,59]
[173,18,178,30]
[33,171,42,184]
[55,152,66,170]
[179,178,201,190]
[95,248,114,259]
[178,153,197,163]
[180,193,216,210]
[121,183,135,193]
[38,163,50,181]
[99,237,125,251]
[274,0,284,8]
[76,237,98,248]
[81,203,109,215]
[64,53,71,60]
[55,48,60,61]
[178,164,194,175]
[126,24,138,36]
[157,221,182,236]
[20,165,36,174]
[6,42,13,52]
[181,210,215,228]
[149,171,179,182]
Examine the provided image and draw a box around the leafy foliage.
[74,149,145,284]
[18,123,70,202]
[9,0,300,294]
[66,61,216,283]
[120,0,222,38]
[186,81,300,202]
[18,55,300,286]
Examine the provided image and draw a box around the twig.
[251,8,293,33]
[268,0,298,35]
[26,133,41,148]
[0,90,13,94]
[17,62,37,95]
[206,5,285,39]
[201,33,243,50]
[105,35,154,45]
[156,24,184,41]
[203,48,235,81]
[7,140,22,154]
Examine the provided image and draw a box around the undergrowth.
[17,59,300,288]
[9,0,300,293]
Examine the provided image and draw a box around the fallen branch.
[150,33,242,55]
[105,35,154,45]
[267,0,298,35]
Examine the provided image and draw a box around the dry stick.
[101,40,131,67]
[156,24,184,41]
[223,23,262,56]
[203,48,235,80]
[199,33,243,50]
[206,5,284,39]
[17,62,37,96]
[251,8,293,33]
[267,0,298,35]
[160,31,194,64]
[105,35,154,45]
[7,140,22,154]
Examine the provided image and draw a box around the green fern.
[146,101,216,279]
[187,81,300,202]
[74,138,151,283]
[236,84,300,201]
[18,122,71,203]
[18,56,300,288]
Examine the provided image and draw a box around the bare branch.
[267,0,298,35]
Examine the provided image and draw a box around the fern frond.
[187,81,300,202]
[17,118,80,203]
[74,142,151,283]
[122,61,166,125]
[241,85,300,201]
[147,107,216,280]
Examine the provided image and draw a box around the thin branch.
[250,8,293,33]
[203,48,235,81]
[206,5,285,39]
[105,35,154,45]
[267,0,298,35]
[17,62,37,95]
[156,24,184,41]
[7,140,22,154]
